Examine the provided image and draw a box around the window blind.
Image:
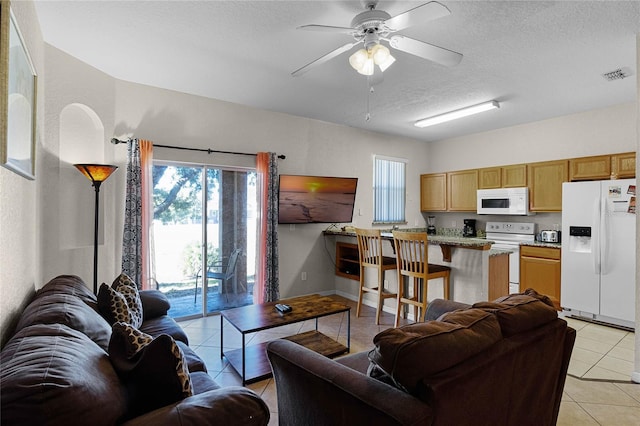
[373,156,406,224]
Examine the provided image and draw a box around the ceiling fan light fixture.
[377,53,395,72]
[349,48,369,71]
[414,101,500,128]
[358,58,375,75]
[371,43,395,72]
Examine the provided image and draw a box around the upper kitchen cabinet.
[528,160,568,212]
[611,152,636,179]
[447,169,478,211]
[478,167,501,189]
[569,155,611,181]
[502,164,527,187]
[478,164,527,189]
[421,173,447,211]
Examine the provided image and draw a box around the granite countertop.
[489,248,513,257]
[520,241,562,249]
[323,228,494,249]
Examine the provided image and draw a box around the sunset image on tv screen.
[278,175,358,224]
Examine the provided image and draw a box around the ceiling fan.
[291,1,463,77]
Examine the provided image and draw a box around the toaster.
[540,230,561,243]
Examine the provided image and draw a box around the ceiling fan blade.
[297,24,355,34]
[385,1,451,32]
[389,35,462,67]
[291,42,360,77]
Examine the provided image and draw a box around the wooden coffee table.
[220,294,351,385]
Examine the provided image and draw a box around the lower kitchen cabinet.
[519,245,561,310]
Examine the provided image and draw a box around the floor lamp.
[74,164,118,294]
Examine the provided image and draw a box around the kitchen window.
[373,155,406,224]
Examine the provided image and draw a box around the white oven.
[477,187,529,215]
[486,222,536,294]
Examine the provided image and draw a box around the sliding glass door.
[152,162,257,318]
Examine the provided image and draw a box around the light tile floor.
[179,296,639,426]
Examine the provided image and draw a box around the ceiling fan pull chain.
[366,77,374,122]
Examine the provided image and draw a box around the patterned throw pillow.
[97,273,143,328]
[109,322,193,417]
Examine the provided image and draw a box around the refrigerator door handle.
[593,197,601,275]
[601,195,609,275]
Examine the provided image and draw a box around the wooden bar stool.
[392,230,451,328]
[355,228,397,325]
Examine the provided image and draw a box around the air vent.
[602,68,630,81]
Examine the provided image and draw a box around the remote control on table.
[275,303,292,313]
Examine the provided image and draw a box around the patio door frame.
[153,159,258,319]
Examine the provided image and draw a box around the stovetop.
[485,221,536,243]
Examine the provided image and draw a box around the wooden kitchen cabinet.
[478,167,502,189]
[520,245,561,310]
[420,173,447,211]
[479,164,527,189]
[447,169,478,211]
[502,164,527,187]
[611,152,636,178]
[569,155,611,181]
[527,160,568,212]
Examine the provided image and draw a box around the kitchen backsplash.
[422,212,562,235]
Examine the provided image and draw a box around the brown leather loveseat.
[267,289,575,426]
[1,275,269,425]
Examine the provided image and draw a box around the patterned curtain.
[122,139,154,290]
[256,152,279,303]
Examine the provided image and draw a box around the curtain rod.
[110,138,285,159]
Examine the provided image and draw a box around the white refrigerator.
[561,179,636,327]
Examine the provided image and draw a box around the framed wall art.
[1,0,37,180]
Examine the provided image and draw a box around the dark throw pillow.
[109,322,193,417]
[98,273,143,328]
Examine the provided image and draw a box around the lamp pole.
[74,164,118,294]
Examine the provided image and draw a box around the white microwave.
[477,187,530,215]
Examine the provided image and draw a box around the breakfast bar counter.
[324,229,509,305]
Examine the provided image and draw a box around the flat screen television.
[278,175,358,224]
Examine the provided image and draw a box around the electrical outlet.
[301,272,307,281]
[452,220,457,227]
[290,224,295,231]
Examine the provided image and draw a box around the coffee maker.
[427,216,436,235]
[463,219,476,237]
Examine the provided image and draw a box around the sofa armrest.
[121,387,270,426]
[139,290,171,320]
[424,299,471,321]
[266,339,432,426]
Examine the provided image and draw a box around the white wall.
[427,102,637,172]
[111,79,431,299]
[38,45,119,291]
[0,0,44,346]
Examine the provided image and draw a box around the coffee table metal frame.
[220,295,351,385]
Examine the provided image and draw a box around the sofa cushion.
[139,289,171,319]
[109,322,193,418]
[368,308,502,395]
[14,293,112,351]
[98,274,143,328]
[0,323,128,426]
[140,315,189,344]
[36,274,98,309]
[472,290,558,337]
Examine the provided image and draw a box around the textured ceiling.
[33,0,640,142]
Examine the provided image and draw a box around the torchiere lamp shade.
[73,163,118,294]
[74,164,118,185]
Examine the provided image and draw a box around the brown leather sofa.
[1,275,269,425]
[267,289,575,426]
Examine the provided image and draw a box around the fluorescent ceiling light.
[414,101,500,128]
